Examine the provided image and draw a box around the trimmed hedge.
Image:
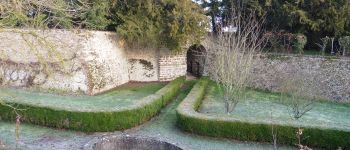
[0,76,185,132]
[176,77,350,149]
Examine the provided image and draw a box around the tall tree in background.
[202,0,350,49]
[281,0,350,35]
[195,0,222,34]
[112,0,208,50]
[196,0,268,33]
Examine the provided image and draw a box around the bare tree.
[278,70,321,147]
[316,36,329,56]
[339,36,350,56]
[330,37,335,55]
[205,10,266,113]
[0,94,24,150]
[270,112,278,150]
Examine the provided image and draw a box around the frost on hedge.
[176,77,350,149]
[0,76,185,132]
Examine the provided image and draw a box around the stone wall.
[79,31,130,94]
[251,55,350,102]
[159,49,187,81]
[126,48,158,82]
[0,29,187,95]
[0,29,91,94]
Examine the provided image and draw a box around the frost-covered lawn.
[0,122,92,150]
[199,83,350,131]
[0,82,166,112]
[0,80,294,150]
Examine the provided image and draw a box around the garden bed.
[0,76,185,132]
[176,77,350,149]
[0,80,293,150]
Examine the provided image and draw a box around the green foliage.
[82,0,111,30]
[261,0,350,37]
[0,0,110,30]
[176,77,350,149]
[0,76,185,132]
[200,0,350,50]
[0,0,208,51]
[293,33,307,54]
[113,0,208,51]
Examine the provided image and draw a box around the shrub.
[0,76,185,132]
[113,0,208,51]
[264,32,294,53]
[205,12,265,113]
[176,77,350,149]
[316,36,330,56]
[293,34,307,54]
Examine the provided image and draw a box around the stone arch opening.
[186,44,206,77]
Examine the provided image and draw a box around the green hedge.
[0,76,185,132]
[176,77,350,149]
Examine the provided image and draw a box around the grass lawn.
[134,80,293,150]
[0,122,92,150]
[0,80,294,150]
[0,82,166,112]
[198,83,350,131]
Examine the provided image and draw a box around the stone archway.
[186,45,206,77]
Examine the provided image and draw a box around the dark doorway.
[186,45,206,77]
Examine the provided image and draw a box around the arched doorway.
[186,45,206,77]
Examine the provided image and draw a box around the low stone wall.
[252,55,350,102]
[0,29,187,95]
[91,135,182,150]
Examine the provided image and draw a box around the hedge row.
[0,76,185,132]
[176,77,350,149]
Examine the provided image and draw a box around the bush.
[176,77,350,149]
[113,0,208,51]
[264,32,294,53]
[0,76,185,132]
[293,34,307,54]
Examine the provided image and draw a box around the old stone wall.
[159,49,187,81]
[251,55,350,102]
[126,48,158,82]
[79,31,130,94]
[0,29,186,95]
[0,29,90,94]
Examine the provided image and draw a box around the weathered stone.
[0,29,187,95]
[251,55,350,102]
[92,135,182,150]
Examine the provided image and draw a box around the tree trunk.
[211,13,217,35]
[331,38,335,55]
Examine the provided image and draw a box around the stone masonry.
[0,29,187,95]
[251,55,350,102]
